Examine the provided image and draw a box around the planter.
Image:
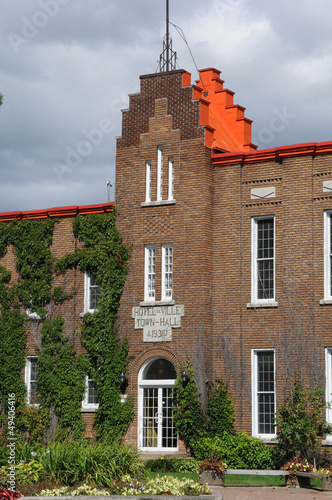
[199,470,225,486]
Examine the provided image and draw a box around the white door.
[138,358,177,451]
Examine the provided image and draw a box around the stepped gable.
[116,67,257,153]
[116,69,204,148]
[195,67,257,152]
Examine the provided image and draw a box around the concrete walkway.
[210,485,332,499]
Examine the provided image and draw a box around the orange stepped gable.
[192,67,257,152]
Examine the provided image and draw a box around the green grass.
[143,471,290,487]
[225,474,286,486]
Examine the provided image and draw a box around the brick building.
[115,67,332,452]
[2,65,332,453]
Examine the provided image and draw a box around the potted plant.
[198,452,227,486]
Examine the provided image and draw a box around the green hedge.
[192,432,278,469]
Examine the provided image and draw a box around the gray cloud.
[0,0,331,212]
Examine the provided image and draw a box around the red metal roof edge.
[0,202,114,222]
[211,141,332,165]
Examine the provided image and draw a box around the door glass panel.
[143,388,158,448]
[162,387,177,448]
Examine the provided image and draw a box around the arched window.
[138,357,177,451]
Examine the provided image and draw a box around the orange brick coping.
[0,202,114,222]
[211,141,332,166]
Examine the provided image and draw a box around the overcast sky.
[1,0,332,213]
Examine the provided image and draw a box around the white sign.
[132,305,184,342]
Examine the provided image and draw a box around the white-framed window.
[144,245,156,301]
[145,160,151,202]
[251,216,275,303]
[84,272,100,312]
[324,211,332,300]
[157,145,163,201]
[82,374,99,411]
[168,158,174,201]
[252,349,276,439]
[326,349,332,433]
[162,244,173,300]
[25,357,40,405]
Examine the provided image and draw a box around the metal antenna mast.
[158,0,177,72]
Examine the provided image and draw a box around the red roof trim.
[211,141,332,166]
[0,203,114,222]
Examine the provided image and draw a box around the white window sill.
[253,435,277,443]
[81,406,99,413]
[322,439,332,446]
[247,301,278,309]
[320,299,332,305]
[26,313,46,320]
[141,200,176,207]
[140,300,175,307]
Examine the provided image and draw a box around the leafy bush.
[192,432,277,469]
[207,380,235,436]
[0,488,20,500]
[275,382,332,462]
[10,461,44,485]
[173,362,207,452]
[37,439,142,486]
[144,457,198,473]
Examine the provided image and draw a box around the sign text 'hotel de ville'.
[132,305,184,342]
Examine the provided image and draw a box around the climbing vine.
[0,211,132,442]
[55,212,134,437]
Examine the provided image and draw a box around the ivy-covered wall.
[0,210,133,442]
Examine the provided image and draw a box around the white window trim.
[25,356,39,406]
[168,158,174,201]
[161,243,173,301]
[137,357,178,452]
[144,245,156,302]
[251,349,276,440]
[251,216,276,305]
[157,146,163,201]
[326,349,332,437]
[145,160,151,202]
[84,272,99,313]
[82,374,99,411]
[324,211,332,301]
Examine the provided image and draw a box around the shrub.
[275,382,332,462]
[192,432,277,469]
[207,380,235,436]
[143,457,198,473]
[173,362,206,453]
[0,488,20,500]
[37,438,142,486]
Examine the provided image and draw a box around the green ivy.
[207,379,235,436]
[0,212,132,442]
[37,316,87,440]
[55,212,134,437]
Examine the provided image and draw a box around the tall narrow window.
[84,272,100,312]
[145,160,151,202]
[145,245,156,301]
[82,374,99,410]
[324,211,332,300]
[157,146,163,201]
[326,349,332,434]
[252,350,276,438]
[252,217,275,303]
[25,357,39,405]
[168,158,174,201]
[162,244,173,300]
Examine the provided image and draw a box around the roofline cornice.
[211,141,332,166]
[0,202,114,222]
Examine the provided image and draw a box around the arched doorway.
[138,357,178,451]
